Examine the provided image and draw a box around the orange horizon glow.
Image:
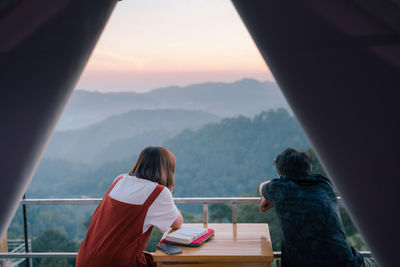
[77,70,274,93]
[76,0,274,93]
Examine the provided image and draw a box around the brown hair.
[129,146,176,192]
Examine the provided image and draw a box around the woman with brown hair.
[76,146,183,267]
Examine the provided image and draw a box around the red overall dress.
[76,176,163,267]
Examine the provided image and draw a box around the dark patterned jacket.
[262,174,364,267]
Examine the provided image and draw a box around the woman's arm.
[170,210,183,229]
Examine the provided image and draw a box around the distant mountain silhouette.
[58,79,288,130]
[45,109,219,164]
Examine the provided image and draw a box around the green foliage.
[27,158,90,198]
[37,258,72,267]
[181,210,196,223]
[32,229,78,267]
[307,148,327,176]
[165,109,309,198]
[8,205,94,243]
[210,204,232,223]
[7,206,23,239]
[83,215,92,230]
[340,207,368,250]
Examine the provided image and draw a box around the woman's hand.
[259,196,273,213]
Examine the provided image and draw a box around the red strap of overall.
[105,175,165,207]
[143,184,165,208]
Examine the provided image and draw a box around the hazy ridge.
[45,109,220,164]
[58,79,289,130]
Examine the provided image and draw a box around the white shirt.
[109,174,179,233]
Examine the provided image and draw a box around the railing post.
[22,194,31,267]
[202,203,208,225]
[232,202,237,224]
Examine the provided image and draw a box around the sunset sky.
[75,0,274,93]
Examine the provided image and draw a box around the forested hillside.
[58,79,289,130]
[30,109,308,199]
[165,109,309,197]
[44,109,219,164]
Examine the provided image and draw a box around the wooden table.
[154,223,274,267]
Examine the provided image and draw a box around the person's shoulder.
[113,173,128,182]
[269,176,290,186]
[124,174,159,186]
[112,174,159,194]
[161,186,172,196]
[309,174,338,198]
[269,177,281,183]
[310,174,334,186]
[265,177,282,189]
[311,173,330,180]
[261,177,281,197]
[155,186,174,201]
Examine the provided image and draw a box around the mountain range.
[57,79,289,130]
[32,109,308,199]
[45,109,219,164]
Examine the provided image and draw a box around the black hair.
[274,148,312,178]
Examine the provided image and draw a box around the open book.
[165,226,209,244]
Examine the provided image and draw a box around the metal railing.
[5,239,32,266]
[19,196,343,225]
[0,196,371,261]
[19,197,261,224]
